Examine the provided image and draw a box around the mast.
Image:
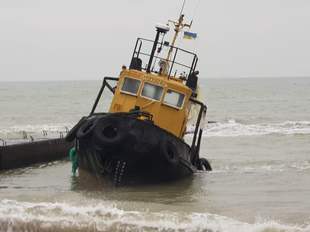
[166,14,185,62]
[162,14,192,76]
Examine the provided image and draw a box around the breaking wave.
[188,120,310,137]
[211,160,310,174]
[0,123,73,141]
[0,199,308,232]
[1,120,310,141]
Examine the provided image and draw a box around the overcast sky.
[0,0,310,81]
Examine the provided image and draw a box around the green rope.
[69,147,78,176]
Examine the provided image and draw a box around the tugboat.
[66,13,212,185]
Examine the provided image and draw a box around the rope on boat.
[113,161,121,185]
[114,160,127,186]
[0,138,6,146]
[118,162,126,183]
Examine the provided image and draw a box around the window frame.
[162,88,186,110]
[140,81,164,102]
[120,76,141,96]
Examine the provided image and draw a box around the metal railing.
[0,138,6,146]
[0,127,71,146]
[90,76,119,115]
[189,98,207,163]
[131,38,198,78]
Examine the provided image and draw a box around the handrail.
[138,52,192,70]
[59,132,64,138]
[22,131,28,139]
[0,138,6,146]
[136,37,197,56]
[132,38,198,77]
[90,76,119,115]
[189,97,207,162]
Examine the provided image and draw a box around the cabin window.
[163,89,185,109]
[121,77,141,95]
[141,82,163,101]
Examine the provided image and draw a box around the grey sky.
[0,0,310,81]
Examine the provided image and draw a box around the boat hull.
[76,114,196,184]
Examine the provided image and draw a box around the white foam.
[0,199,308,232]
[187,120,310,137]
[0,123,73,140]
[212,160,310,174]
[1,120,310,140]
[0,123,72,133]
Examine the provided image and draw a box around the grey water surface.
[0,78,309,232]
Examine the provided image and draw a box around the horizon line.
[0,76,309,83]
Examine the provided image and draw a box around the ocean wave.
[0,199,308,232]
[187,120,310,137]
[0,123,73,140]
[1,120,310,140]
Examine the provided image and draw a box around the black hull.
[76,114,197,184]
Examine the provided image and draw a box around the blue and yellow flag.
[183,31,197,40]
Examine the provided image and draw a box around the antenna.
[179,0,186,17]
[158,0,194,77]
[191,0,201,23]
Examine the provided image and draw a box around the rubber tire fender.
[160,139,179,165]
[93,117,127,148]
[200,158,212,171]
[65,117,87,142]
[76,117,98,139]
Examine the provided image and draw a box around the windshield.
[163,89,185,109]
[121,77,141,95]
[141,82,163,101]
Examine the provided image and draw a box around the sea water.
[0,77,309,232]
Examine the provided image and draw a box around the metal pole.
[147,29,161,73]
[90,80,106,115]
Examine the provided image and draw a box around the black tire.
[76,118,98,139]
[196,159,203,170]
[160,139,179,165]
[92,117,127,149]
[200,158,212,171]
[65,117,87,142]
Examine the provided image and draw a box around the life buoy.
[93,117,127,148]
[160,139,179,164]
[76,118,98,139]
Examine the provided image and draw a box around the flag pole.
[162,2,192,76]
